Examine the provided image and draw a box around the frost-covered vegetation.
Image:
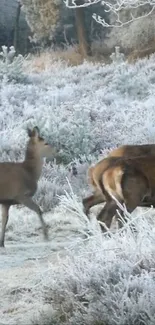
[0,45,26,82]
[31,208,155,325]
[1,53,155,209]
[1,53,155,324]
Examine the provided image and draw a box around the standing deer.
[83,144,155,219]
[93,155,155,230]
[0,126,56,247]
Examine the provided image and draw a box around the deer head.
[27,126,56,159]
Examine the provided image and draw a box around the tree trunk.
[13,3,21,52]
[75,6,91,57]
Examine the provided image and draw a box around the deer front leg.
[0,204,10,247]
[17,196,48,240]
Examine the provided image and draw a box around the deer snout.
[45,145,58,159]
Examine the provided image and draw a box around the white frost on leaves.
[1,55,155,324]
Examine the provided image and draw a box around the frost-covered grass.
[1,54,155,324]
[1,54,155,209]
[32,206,155,325]
[1,198,155,325]
[24,46,85,72]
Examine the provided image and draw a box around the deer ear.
[27,128,32,137]
[27,126,40,138]
[33,126,40,137]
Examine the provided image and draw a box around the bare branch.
[64,0,102,8]
[64,0,155,27]
[93,5,155,27]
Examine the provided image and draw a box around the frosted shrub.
[35,160,90,211]
[1,56,155,212]
[2,52,155,325]
[110,46,125,64]
[0,45,26,82]
[31,200,155,325]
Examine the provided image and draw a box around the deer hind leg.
[118,170,149,229]
[140,196,155,208]
[0,204,10,247]
[97,200,118,231]
[82,191,105,216]
[97,169,148,232]
[17,196,48,240]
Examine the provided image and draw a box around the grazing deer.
[0,126,56,247]
[94,155,155,230]
[83,144,155,217]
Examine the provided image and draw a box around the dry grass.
[24,45,109,73]
[127,39,155,63]
[25,46,85,73]
[23,37,155,73]
[24,40,155,73]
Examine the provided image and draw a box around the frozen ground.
[0,201,91,324]
[1,54,155,324]
[1,202,155,325]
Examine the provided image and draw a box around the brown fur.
[103,155,155,199]
[96,155,154,230]
[103,165,124,201]
[83,144,155,216]
[0,126,56,247]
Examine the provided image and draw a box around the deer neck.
[24,144,44,181]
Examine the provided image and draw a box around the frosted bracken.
[1,55,155,324]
